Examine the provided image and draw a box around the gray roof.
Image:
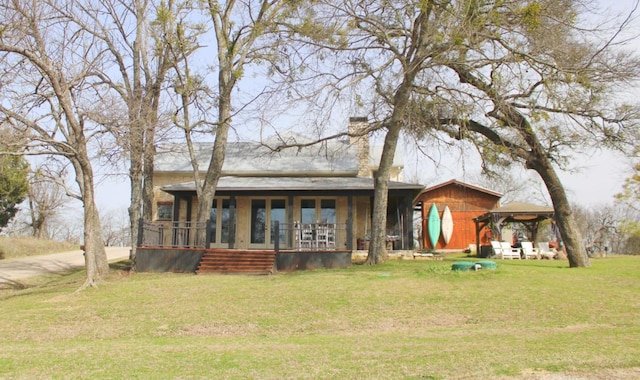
[474,202,555,224]
[489,202,554,215]
[161,176,424,193]
[155,133,402,176]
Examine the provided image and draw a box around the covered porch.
[137,176,423,273]
[153,176,423,252]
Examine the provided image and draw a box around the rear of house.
[140,118,423,272]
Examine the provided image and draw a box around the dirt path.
[0,247,131,285]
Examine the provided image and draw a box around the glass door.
[210,198,231,248]
[250,198,287,248]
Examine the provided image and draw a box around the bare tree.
[101,207,131,247]
[26,169,70,239]
[296,0,640,267]
[293,1,465,264]
[68,0,194,268]
[0,0,109,287]
[418,1,640,267]
[189,1,301,224]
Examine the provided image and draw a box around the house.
[140,117,424,272]
[414,179,502,251]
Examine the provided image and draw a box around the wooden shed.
[415,179,502,251]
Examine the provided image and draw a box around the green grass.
[0,237,78,259]
[1,255,639,379]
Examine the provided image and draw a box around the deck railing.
[273,222,347,251]
[139,220,209,248]
[139,220,348,251]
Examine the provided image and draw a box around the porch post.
[474,218,481,257]
[346,195,353,250]
[172,195,181,221]
[228,196,236,249]
[137,218,144,247]
[273,220,280,253]
[402,194,413,250]
[205,219,212,249]
[288,194,294,247]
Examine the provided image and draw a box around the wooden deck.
[136,247,352,274]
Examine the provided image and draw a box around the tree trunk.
[129,127,143,264]
[195,55,233,224]
[77,164,109,288]
[366,79,417,264]
[196,114,230,224]
[366,122,401,264]
[528,157,591,267]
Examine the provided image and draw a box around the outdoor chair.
[520,241,539,259]
[316,224,329,249]
[500,241,521,259]
[300,224,314,250]
[537,242,557,259]
[490,241,503,258]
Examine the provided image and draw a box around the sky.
[91,0,639,214]
[92,127,633,214]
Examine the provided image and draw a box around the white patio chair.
[500,241,521,259]
[537,242,557,259]
[490,241,503,258]
[520,241,539,259]
[316,224,329,249]
[299,223,314,250]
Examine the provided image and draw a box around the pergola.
[473,202,555,250]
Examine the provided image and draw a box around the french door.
[209,198,231,248]
[250,198,287,248]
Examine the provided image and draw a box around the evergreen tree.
[0,154,29,231]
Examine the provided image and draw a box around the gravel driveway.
[0,247,131,285]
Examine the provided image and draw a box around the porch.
[136,220,352,273]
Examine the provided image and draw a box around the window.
[320,199,336,223]
[157,202,173,220]
[299,198,336,223]
[300,199,316,223]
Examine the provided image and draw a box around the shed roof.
[420,179,503,198]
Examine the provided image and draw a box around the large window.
[320,199,336,223]
[300,199,316,224]
[299,198,336,223]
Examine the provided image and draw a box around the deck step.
[196,249,276,275]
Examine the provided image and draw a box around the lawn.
[1,255,639,379]
[0,237,78,259]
